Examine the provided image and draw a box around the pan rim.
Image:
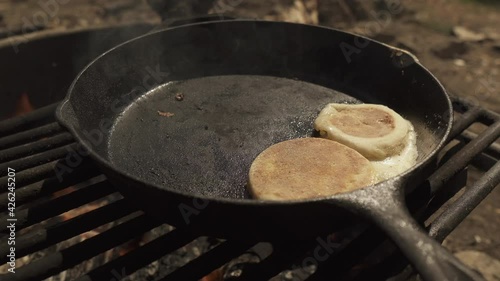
[56,19,453,206]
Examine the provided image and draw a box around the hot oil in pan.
[108,75,359,199]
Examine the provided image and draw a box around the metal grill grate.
[0,96,499,281]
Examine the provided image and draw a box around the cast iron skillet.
[56,20,483,281]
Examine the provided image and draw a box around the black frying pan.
[56,20,483,281]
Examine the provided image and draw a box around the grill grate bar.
[347,249,410,281]
[0,199,136,264]
[6,215,160,281]
[0,181,115,233]
[0,133,74,163]
[305,227,389,280]
[452,97,499,125]
[429,161,500,242]
[160,240,257,281]
[0,103,59,138]
[480,110,500,125]
[0,160,68,190]
[420,163,468,224]
[75,226,198,281]
[235,241,318,281]
[448,106,483,141]
[0,143,76,175]
[459,130,500,160]
[0,122,63,151]
[0,162,101,209]
[428,120,500,195]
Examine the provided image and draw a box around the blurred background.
[0,0,499,279]
[1,0,499,112]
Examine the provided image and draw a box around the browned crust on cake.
[248,138,375,200]
[329,108,395,138]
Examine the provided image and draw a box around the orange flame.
[200,268,224,281]
[12,93,34,117]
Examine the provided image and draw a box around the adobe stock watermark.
[340,0,404,63]
[54,64,171,182]
[178,197,210,225]
[9,0,71,54]
[290,235,342,279]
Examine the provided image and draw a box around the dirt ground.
[1,0,499,279]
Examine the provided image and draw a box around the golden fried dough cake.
[248,138,375,200]
[314,103,418,183]
[314,103,410,160]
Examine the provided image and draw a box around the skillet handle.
[335,178,484,281]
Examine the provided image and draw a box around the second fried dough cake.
[314,103,410,160]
